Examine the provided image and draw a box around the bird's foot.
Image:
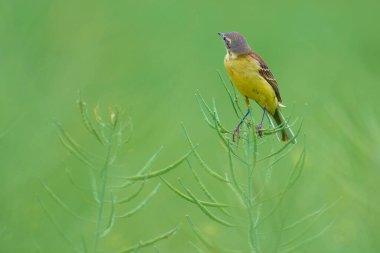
[233,119,253,142]
[255,124,264,138]
[232,109,251,142]
[232,126,241,142]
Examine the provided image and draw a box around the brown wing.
[249,51,282,103]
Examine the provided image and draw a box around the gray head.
[218,32,251,56]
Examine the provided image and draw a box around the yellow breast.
[224,53,278,115]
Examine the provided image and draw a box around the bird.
[218,31,296,143]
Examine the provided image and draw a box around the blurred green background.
[1,0,380,252]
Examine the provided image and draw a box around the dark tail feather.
[271,109,296,144]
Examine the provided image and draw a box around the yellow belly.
[224,54,278,115]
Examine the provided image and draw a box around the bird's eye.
[223,37,231,48]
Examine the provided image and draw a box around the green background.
[1,0,379,252]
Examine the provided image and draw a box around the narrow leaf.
[117,182,145,204]
[37,198,81,253]
[217,71,241,119]
[282,220,335,253]
[186,215,216,251]
[117,184,160,219]
[189,241,205,253]
[77,93,104,145]
[114,146,163,188]
[182,124,227,183]
[124,149,193,181]
[258,121,302,162]
[39,179,93,223]
[286,143,306,189]
[118,226,178,253]
[187,160,231,217]
[283,200,338,231]
[56,123,95,168]
[153,245,161,253]
[160,177,228,207]
[179,179,233,227]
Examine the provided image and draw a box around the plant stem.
[93,130,114,253]
[246,114,259,253]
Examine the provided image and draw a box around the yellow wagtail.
[218,31,296,143]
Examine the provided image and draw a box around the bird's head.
[218,32,251,56]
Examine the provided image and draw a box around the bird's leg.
[232,97,252,142]
[233,109,250,142]
[257,106,267,129]
[255,106,267,137]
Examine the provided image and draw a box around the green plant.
[162,75,335,253]
[38,95,192,253]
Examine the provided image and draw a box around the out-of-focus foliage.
[0,0,379,252]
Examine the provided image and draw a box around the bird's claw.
[232,109,251,142]
[232,126,240,142]
[255,124,264,138]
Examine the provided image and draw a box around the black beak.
[217,32,225,38]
